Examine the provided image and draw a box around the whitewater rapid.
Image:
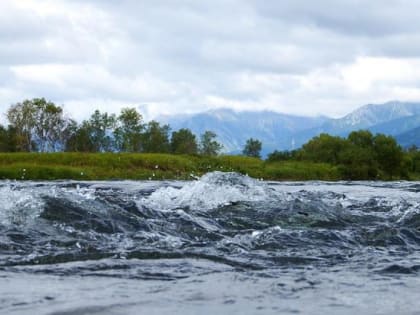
[1,172,420,314]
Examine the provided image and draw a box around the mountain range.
[159,101,420,156]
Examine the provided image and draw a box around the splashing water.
[142,171,277,211]
[1,172,420,314]
[0,183,45,226]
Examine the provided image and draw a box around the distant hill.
[159,101,420,155]
[293,101,420,146]
[328,101,420,130]
[396,126,420,148]
[159,109,328,156]
[369,114,420,136]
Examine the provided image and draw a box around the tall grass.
[0,152,351,181]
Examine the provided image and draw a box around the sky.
[2,0,420,122]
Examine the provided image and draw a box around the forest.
[0,98,224,156]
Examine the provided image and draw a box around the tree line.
[267,130,420,179]
[2,98,419,180]
[0,98,232,156]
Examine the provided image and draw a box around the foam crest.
[141,171,275,211]
[0,184,45,225]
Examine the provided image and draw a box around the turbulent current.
[1,172,420,314]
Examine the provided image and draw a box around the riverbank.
[0,152,344,181]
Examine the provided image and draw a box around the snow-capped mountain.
[325,101,420,131]
[159,101,420,155]
[159,109,328,155]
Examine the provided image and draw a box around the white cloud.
[1,0,420,122]
[342,57,420,92]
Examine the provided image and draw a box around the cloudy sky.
[2,0,420,121]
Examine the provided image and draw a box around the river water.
[1,172,420,314]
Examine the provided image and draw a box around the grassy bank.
[0,152,343,181]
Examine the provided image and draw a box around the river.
[1,172,420,314]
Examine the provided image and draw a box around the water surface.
[1,172,420,314]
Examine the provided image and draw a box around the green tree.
[6,99,37,151]
[114,108,144,152]
[0,125,9,152]
[65,122,94,152]
[348,130,374,148]
[0,125,18,152]
[63,120,82,152]
[339,130,378,179]
[404,145,420,174]
[65,110,116,152]
[87,110,116,152]
[171,128,198,154]
[141,120,170,153]
[338,145,378,179]
[32,98,69,152]
[6,98,73,152]
[373,134,404,179]
[301,133,347,164]
[266,150,298,162]
[199,131,223,156]
[243,138,262,158]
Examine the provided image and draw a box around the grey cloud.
[253,0,420,37]
[0,66,12,84]
[0,1,117,66]
[95,1,357,82]
[2,0,420,119]
[366,34,420,58]
[0,3,47,40]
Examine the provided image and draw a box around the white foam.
[0,182,96,226]
[0,184,45,225]
[140,172,275,211]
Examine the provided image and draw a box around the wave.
[140,171,278,211]
[0,172,420,276]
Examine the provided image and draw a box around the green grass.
[263,161,341,181]
[0,152,390,181]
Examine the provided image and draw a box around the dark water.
[1,172,420,314]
